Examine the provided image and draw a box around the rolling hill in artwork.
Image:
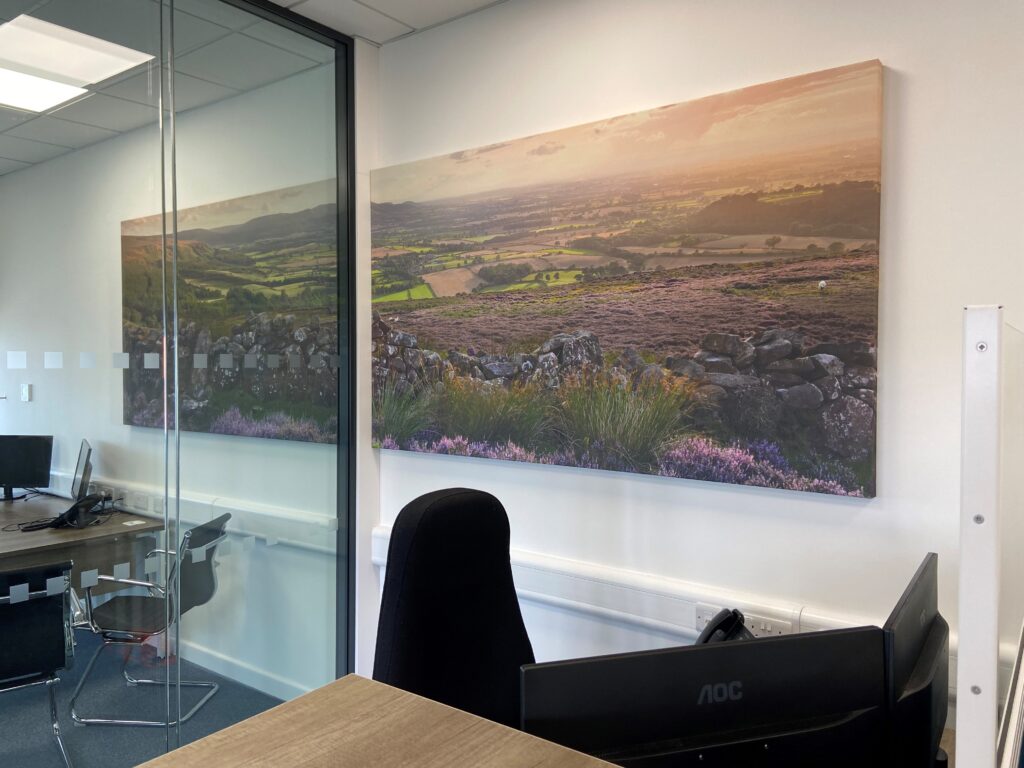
[121,180,341,444]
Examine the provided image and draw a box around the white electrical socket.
[743,612,793,638]
[126,492,147,512]
[696,602,723,632]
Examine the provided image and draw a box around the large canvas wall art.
[370,61,882,496]
[122,180,339,444]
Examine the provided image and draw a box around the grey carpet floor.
[0,630,281,768]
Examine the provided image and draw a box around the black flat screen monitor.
[521,627,887,767]
[882,552,949,766]
[70,439,92,502]
[521,553,947,768]
[0,435,53,500]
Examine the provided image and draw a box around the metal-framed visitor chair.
[69,513,231,728]
[0,560,75,768]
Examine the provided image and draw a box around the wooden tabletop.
[139,674,614,768]
[0,495,163,559]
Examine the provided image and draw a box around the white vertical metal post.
[958,305,1003,767]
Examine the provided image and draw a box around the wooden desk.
[0,495,163,592]
[139,674,613,768]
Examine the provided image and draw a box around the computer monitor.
[521,553,948,768]
[69,439,92,502]
[883,553,949,766]
[0,435,54,501]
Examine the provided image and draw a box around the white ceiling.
[0,0,499,178]
[271,0,505,45]
[0,0,334,177]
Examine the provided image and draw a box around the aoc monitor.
[521,553,948,768]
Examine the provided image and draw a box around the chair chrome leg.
[121,652,135,687]
[72,640,220,728]
[47,678,73,768]
[68,641,107,726]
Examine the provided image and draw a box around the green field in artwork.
[121,180,340,444]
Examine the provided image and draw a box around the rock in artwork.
[122,180,339,444]
[371,61,882,496]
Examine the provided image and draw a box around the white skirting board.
[178,639,311,702]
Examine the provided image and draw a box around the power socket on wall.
[695,602,795,638]
[695,602,723,633]
[124,491,150,513]
[743,612,793,638]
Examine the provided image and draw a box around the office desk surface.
[139,674,614,768]
[0,496,163,561]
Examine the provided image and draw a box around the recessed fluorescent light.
[0,15,154,87]
[0,67,86,112]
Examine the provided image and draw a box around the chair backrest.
[373,489,534,728]
[176,513,231,617]
[0,561,72,689]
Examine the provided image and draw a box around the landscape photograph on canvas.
[371,61,881,496]
[122,180,339,443]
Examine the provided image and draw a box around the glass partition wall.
[0,1,353,765]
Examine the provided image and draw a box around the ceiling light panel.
[0,67,86,112]
[0,15,154,87]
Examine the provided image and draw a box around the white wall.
[0,64,341,699]
[367,0,1024,692]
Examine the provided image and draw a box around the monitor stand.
[2,485,24,502]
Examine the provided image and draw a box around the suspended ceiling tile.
[173,0,259,32]
[0,156,30,175]
[50,92,158,132]
[174,32,318,91]
[96,68,161,108]
[28,0,231,59]
[363,0,501,31]
[102,70,239,113]
[0,133,70,164]
[7,115,118,148]
[288,0,412,43]
[0,105,33,132]
[243,18,336,64]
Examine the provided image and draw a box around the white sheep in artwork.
[818,280,827,292]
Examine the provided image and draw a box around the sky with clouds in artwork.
[372,60,881,204]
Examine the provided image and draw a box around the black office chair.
[69,513,231,728]
[0,561,75,768]
[373,489,534,728]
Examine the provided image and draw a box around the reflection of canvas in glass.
[121,179,339,444]
[370,61,882,497]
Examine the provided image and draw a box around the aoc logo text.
[697,681,743,705]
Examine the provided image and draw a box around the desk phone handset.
[22,493,106,531]
[695,608,756,644]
